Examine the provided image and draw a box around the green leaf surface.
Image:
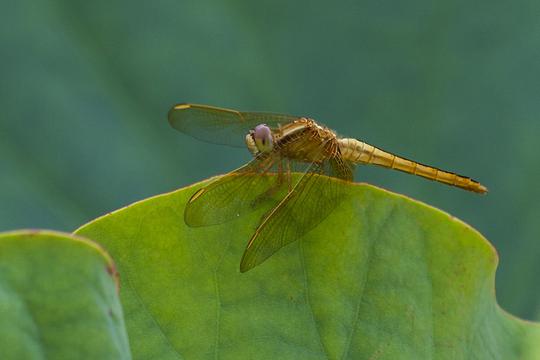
[0,230,131,360]
[75,178,540,359]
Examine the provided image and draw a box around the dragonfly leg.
[251,158,286,207]
[286,159,292,192]
[276,159,284,186]
[257,156,275,174]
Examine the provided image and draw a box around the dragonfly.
[168,103,487,272]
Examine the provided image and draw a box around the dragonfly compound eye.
[253,124,274,153]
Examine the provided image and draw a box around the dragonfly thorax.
[277,119,340,163]
[245,119,338,163]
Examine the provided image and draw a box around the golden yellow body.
[246,118,487,194]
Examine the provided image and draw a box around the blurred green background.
[1,1,538,320]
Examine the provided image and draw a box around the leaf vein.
[341,204,396,359]
[299,240,329,358]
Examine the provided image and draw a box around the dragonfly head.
[246,124,274,155]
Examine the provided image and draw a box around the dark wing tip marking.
[239,262,250,273]
[239,257,255,273]
[239,231,260,273]
[173,103,191,110]
[188,188,206,204]
[167,103,191,128]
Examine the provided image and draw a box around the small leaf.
[0,230,131,360]
[75,178,540,359]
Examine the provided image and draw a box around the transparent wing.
[239,149,354,272]
[168,103,301,147]
[185,150,288,227]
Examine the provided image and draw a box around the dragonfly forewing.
[168,103,300,147]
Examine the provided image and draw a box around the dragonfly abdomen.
[338,138,487,194]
